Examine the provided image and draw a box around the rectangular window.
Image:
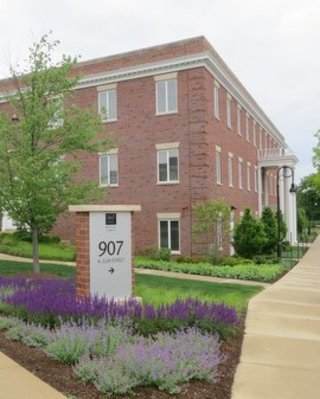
[265,133,268,150]
[246,113,250,141]
[237,104,242,135]
[100,153,118,186]
[253,120,257,147]
[228,153,234,187]
[98,89,117,122]
[216,146,222,185]
[247,162,251,191]
[157,148,179,183]
[238,158,243,189]
[259,127,262,150]
[156,79,177,114]
[226,94,232,128]
[214,81,220,119]
[159,219,180,253]
[254,166,258,193]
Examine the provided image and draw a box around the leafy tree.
[297,208,308,236]
[297,174,320,228]
[233,209,267,259]
[192,200,231,255]
[261,207,277,254]
[0,33,114,272]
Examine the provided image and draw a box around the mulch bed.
[0,322,244,399]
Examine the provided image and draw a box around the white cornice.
[0,51,287,148]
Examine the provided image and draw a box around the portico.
[258,148,298,244]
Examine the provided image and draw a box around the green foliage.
[275,209,287,242]
[135,258,285,283]
[0,33,115,271]
[192,200,231,253]
[0,232,75,261]
[297,208,308,235]
[141,246,171,261]
[261,207,277,254]
[233,209,267,258]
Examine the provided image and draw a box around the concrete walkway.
[0,352,66,399]
[231,236,320,399]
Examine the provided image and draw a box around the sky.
[0,0,319,182]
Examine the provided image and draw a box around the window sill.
[157,181,180,185]
[101,118,118,123]
[216,182,222,186]
[171,251,181,255]
[156,110,178,116]
[99,184,119,188]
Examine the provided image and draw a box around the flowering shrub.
[0,277,238,338]
[75,328,224,395]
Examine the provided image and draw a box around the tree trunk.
[32,226,40,273]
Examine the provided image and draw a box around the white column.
[258,167,263,216]
[1,212,16,231]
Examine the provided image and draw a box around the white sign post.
[69,205,141,300]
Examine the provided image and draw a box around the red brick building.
[0,37,298,255]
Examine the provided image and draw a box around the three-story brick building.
[0,36,298,255]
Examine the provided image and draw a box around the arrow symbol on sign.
[108,267,115,274]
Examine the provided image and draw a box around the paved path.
[0,252,269,288]
[231,236,320,399]
[0,352,66,399]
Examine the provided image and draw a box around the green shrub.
[252,255,278,264]
[261,207,277,254]
[234,209,267,258]
[219,256,254,266]
[142,246,171,261]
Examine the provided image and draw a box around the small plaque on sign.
[105,213,117,225]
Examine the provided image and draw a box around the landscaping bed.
[135,257,287,283]
[0,271,252,398]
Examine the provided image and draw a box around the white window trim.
[238,157,243,190]
[98,89,117,123]
[215,145,222,185]
[226,93,232,129]
[237,104,242,136]
[214,81,220,120]
[157,147,179,184]
[155,142,179,150]
[155,78,178,115]
[228,152,234,187]
[246,113,250,142]
[247,162,251,191]
[99,152,119,187]
[254,165,258,193]
[253,120,257,147]
[157,218,181,255]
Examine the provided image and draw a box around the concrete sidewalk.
[231,236,320,399]
[0,352,66,399]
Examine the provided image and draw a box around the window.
[158,217,180,253]
[254,166,258,193]
[247,162,251,191]
[246,113,250,141]
[99,151,118,186]
[238,158,243,189]
[214,81,220,119]
[228,152,234,187]
[253,120,257,147]
[259,127,262,150]
[156,144,179,183]
[216,146,222,184]
[265,133,268,150]
[216,218,223,251]
[237,104,242,135]
[156,77,178,114]
[98,89,117,122]
[226,94,232,128]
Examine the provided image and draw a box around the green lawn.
[0,233,76,262]
[0,260,262,310]
[135,273,262,310]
